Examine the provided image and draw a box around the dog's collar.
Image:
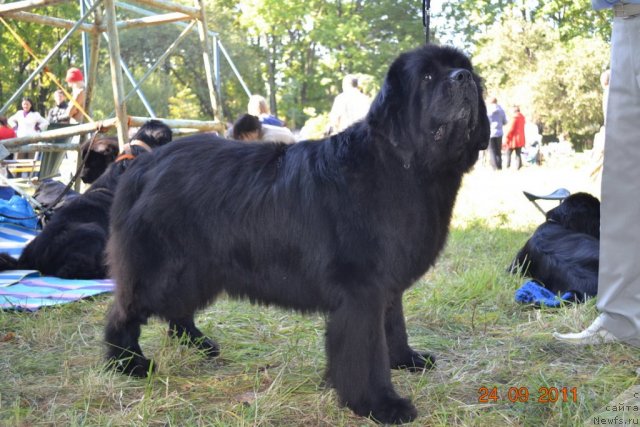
[116,139,153,163]
[115,153,136,163]
[129,140,153,152]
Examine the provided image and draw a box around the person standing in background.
[7,98,49,138]
[0,116,17,141]
[554,0,640,347]
[47,89,70,125]
[64,67,86,124]
[327,74,371,135]
[247,95,285,127]
[504,105,526,170]
[486,96,507,170]
[7,98,49,160]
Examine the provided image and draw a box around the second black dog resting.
[0,120,173,279]
[509,192,600,300]
[80,136,119,184]
[105,45,490,424]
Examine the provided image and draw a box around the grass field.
[1,153,638,426]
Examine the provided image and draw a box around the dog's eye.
[424,74,432,81]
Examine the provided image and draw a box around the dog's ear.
[470,80,490,151]
[367,54,415,166]
[93,138,119,162]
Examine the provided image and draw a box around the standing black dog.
[509,192,600,300]
[0,120,172,279]
[105,45,489,424]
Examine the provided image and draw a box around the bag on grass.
[0,195,39,229]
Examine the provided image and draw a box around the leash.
[422,0,431,44]
[0,125,104,224]
[40,126,105,218]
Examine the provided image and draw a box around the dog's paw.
[107,354,154,378]
[368,396,418,424]
[391,350,436,372]
[197,337,220,358]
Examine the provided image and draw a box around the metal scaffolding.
[0,0,250,153]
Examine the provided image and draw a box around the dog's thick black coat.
[0,120,172,279]
[510,192,600,300]
[105,45,489,424]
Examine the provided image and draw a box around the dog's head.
[367,45,489,172]
[129,120,173,155]
[80,136,119,184]
[546,192,600,238]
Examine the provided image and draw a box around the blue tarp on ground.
[0,223,114,311]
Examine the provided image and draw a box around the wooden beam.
[8,142,81,154]
[3,11,97,33]
[129,116,222,131]
[104,0,129,149]
[0,120,118,148]
[128,0,199,17]
[0,0,66,14]
[117,12,191,30]
[0,117,222,151]
[84,7,104,117]
[195,0,218,119]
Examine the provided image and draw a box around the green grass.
[1,156,637,426]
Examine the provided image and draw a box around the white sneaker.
[553,315,620,345]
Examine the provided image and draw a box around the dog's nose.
[449,68,472,83]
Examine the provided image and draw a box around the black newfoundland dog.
[0,120,172,279]
[105,45,489,424]
[80,136,119,184]
[509,192,600,300]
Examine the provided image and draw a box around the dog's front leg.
[325,289,417,424]
[385,292,436,371]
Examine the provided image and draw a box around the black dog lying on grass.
[30,137,119,223]
[509,192,600,300]
[0,120,172,279]
[105,45,489,424]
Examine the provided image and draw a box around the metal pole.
[80,0,90,84]
[113,51,157,117]
[115,2,252,98]
[0,0,101,115]
[212,34,223,117]
[82,0,156,117]
[120,21,196,106]
[217,39,251,97]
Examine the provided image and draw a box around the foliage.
[0,0,614,151]
[221,0,425,128]
[439,0,611,51]
[0,2,83,116]
[473,14,609,148]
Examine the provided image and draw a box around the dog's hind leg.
[385,293,436,371]
[168,317,220,357]
[104,305,153,378]
[326,290,417,424]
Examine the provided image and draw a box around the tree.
[474,14,609,148]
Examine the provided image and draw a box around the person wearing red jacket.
[0,116,17,140]
[504,105,526,169]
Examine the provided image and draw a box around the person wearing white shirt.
[328,75,371,134]
[7,98,49,138]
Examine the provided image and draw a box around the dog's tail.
[0,253,20,271]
